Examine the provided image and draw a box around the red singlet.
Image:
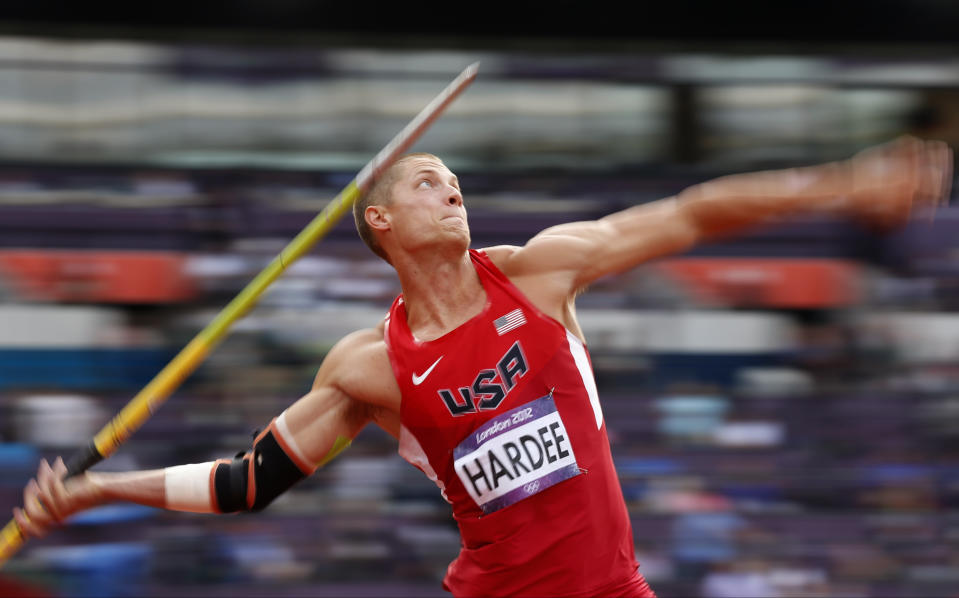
[384,250,654,598]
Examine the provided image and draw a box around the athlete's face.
[384,156,470,255]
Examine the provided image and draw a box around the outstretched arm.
[497,136,952,295]
[13,327,396,539]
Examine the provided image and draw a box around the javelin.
[0,61,480,566]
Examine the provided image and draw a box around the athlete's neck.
[395,250,486,342]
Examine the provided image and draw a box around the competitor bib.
[453,394,581,514]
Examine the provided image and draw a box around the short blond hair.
[353,152,441,263]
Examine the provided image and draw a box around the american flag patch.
[493,308,526,336]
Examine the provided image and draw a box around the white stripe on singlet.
[399,424,450,504]
[566,329,604,429]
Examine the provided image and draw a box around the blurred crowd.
[0,37,958,598]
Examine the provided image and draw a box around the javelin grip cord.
[64,441,103,479]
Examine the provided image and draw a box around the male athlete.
[14,136,953,597]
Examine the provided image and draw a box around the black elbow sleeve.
[213,428,309,513]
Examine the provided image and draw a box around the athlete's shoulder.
[314,324,397,401]
[328,322,391,369]
[476,245,521,273]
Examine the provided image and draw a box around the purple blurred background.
[0,4,958,597]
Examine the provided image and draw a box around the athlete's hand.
[12,457,104,539]
[845,135,953,231]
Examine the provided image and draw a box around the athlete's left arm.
[498,136,951,294]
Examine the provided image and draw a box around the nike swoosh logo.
[412,356,444,386]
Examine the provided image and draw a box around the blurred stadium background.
[0,3,958,597]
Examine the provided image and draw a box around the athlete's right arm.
[13,326,399,539]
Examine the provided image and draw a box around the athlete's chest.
[394,305,594,515]
[400,300,558,409]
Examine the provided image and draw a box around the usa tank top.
[383,249,640,597]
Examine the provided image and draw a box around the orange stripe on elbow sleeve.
[268,419,316,475]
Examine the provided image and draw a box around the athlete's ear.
[365,205,391,232]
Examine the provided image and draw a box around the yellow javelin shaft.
[91,180,361,461]
[0,61,479,566]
